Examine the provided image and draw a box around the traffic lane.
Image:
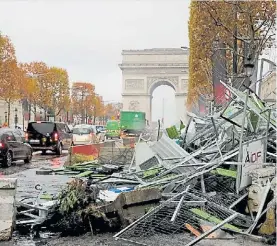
[0,150,68,175]
[7,155,69,203]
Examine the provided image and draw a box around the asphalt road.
[0,150,267,246]
[0,151,68,176]
[0,150,71,246]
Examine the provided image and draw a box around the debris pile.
[15,82,276,245]
[112,83,276,245]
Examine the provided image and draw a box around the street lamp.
[237,52,255,193]
[14,108,18,128]
[4,111,7,123]
[244,55,255,77]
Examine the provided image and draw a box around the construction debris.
[13,82,276,245]
[111,82,276,245]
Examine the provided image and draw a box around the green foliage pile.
[70,154,95,165]
[53,178,117,235]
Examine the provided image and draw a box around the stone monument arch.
[119,48,189,123]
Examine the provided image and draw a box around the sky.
[0,0,190,125]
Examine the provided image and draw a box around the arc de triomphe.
[119,48,189,123]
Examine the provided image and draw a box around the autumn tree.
[0,35,24,125]
[104,102,122,120]
[71,82,95,123]
[20,61,52,117]
[92,95,104,124]
[48,67,70,117]
[187,1,276,108]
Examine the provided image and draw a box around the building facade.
[260,71,276,107]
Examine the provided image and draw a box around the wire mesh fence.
[114,173,252,246]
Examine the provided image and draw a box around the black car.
[0,128,33,167]
[26,121,73,155]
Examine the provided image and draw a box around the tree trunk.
[28,102,31,122]
[7,100,11,126]
[93,109,96,125]
[34,105,37,114]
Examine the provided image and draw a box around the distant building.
[0,100,25,127]
[259,71,276,107]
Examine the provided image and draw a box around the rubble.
[13,82,276,245]
[111,83,276,245]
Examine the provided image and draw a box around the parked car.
[14,124,24,131]
[95,125,106,142]
[96,125,106,134]
[0,128,32,167]
[25,121,72,155]
[72,124,96,145]
[68,124,73,131]
[10,126,25,142]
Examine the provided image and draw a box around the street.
[0,152,67,176]
[0,151,70,246]
[0,150,268,246]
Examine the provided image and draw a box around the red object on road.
[71,143,104,158]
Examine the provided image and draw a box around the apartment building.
[0,100,30,129]
[260,71,276,107]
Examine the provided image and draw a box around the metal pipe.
[229,193,248,209]
[264,108,271,162]
[170,195,185,222]
[185,213,239,246]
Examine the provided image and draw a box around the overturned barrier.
[71,143,104,157]
[0,178,17,241]
[67,143,104,165]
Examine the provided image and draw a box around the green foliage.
[143,167,161,179]
[55,178,116,235]
[70,154,95,165]
[58,179,88,215]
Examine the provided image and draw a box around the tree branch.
[254,19,269,33]
[203,1,248,43]
[257,20,275,56]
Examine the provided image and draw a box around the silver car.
[72,124,96,145]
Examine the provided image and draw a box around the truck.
[120,111,146,135]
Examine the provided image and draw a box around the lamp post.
[244,55,255,77]
[40,111,43,121]
[14,108,18,128]
[236,53,255,193]
[4,111,7,124]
